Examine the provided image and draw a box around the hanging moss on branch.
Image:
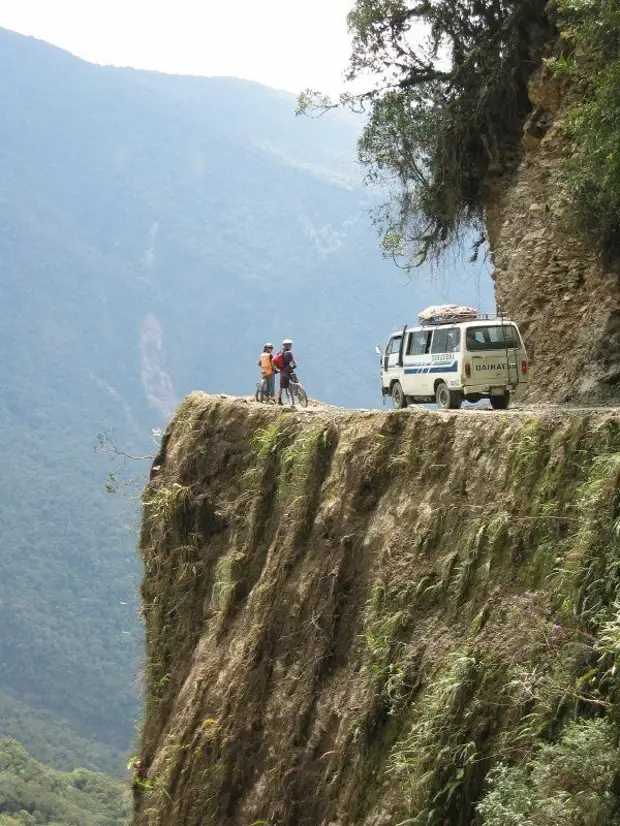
[298,0,553,264]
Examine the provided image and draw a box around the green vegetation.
[277,421,337,527]
[0,739,130,826]
[299,0,552,263]
[210,554,239,615]
[478,719,620,826]
[133,400,620,825]
[241,415,301,512]
[0,693,125,778]
[143,483,192,527]
[301,1,620,265]
[349,415,620,825]
[389,651,492,822]
[361,581,406,711]
[552,0,620,258]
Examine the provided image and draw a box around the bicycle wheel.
[294,384,308,408]
[256,379,267,403]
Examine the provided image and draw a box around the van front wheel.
[436,382,462,410]
[490,392,510,410]
[391,381,407,409]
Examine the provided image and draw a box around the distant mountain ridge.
[0,27,493,772]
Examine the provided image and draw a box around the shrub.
[553,0,620,259]
[478,717,620,826]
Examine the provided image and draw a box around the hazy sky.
[0,0,356,94]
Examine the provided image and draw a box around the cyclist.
[275,339,296,405]
[258,342,276,402]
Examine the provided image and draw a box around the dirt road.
[229,393,620,423]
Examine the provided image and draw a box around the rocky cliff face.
[133,394,620,826]
[486,67,620,403]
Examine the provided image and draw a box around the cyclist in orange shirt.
[258,343,277,402]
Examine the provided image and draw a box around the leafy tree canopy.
[299,0,553,264]
[0,739,130,826]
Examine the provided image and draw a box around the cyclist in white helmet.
[275,339,296,405]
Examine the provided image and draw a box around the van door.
[464,324,522,389]
[401,329,430,396]
[402,329,433,395]
[428,327,461,394]
[384,334,403,387]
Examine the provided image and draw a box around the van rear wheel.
[391,381,407,410]
[490,392,510,410]
[436,382,462,410]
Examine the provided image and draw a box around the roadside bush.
[477,717,620,826]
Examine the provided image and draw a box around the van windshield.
[465,325,521,351]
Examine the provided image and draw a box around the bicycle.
[283,372,308,408]
[255,374,276,403]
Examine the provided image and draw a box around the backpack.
[272,351,285,370]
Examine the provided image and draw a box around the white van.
[379,314,528,410]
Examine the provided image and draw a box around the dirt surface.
[238,392,620,419]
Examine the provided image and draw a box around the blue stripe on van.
[429,363,459,374]
[403,362,458,375]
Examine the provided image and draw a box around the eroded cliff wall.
[487,67,620,403]
[134,394,620,826]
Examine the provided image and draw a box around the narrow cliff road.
[135,392,620,826]
[241,392,620,420]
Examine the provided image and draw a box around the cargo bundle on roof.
[418,304,478,325]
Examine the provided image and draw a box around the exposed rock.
[485,72,620,403]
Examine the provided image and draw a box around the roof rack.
[419,312,512,327]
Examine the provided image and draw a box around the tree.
[299,0,554,265]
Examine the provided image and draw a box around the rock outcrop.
[486,67,620,403]
[133,394,620,826]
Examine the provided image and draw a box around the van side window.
[407,330,431,355]
[465,325,520,351]
[446,328,461,352]
[388,335,402,354]
[431,328,460,354]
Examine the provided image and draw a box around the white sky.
[0,0,356,94]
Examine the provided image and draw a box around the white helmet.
[282,338,293,346]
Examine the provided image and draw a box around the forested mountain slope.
[0,27,491,771]
[0,738,130,826]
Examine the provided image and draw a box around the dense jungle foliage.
[0,739,130,826]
